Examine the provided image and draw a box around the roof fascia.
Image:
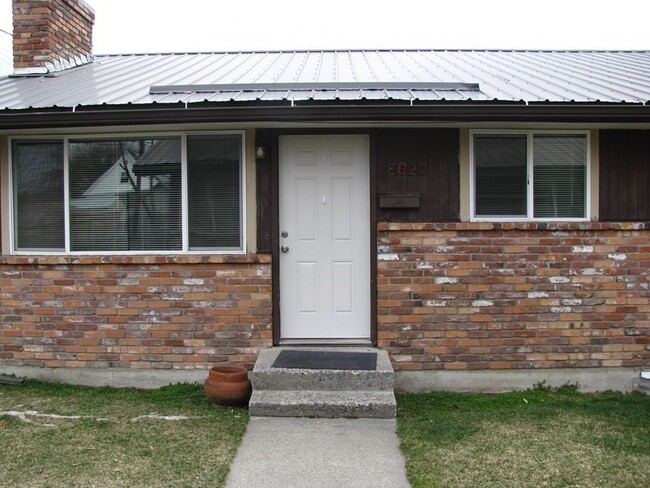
[1,103,650,130]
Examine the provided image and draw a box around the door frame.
[261,129,378,346]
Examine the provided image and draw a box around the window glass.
[533,135,586,218]
[68,138,182,251]
[12,133,245,254]
[12,140,65,251]
[187,134,242,250]
[473,132,587,220]
[474,135,527,217]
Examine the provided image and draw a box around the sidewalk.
[225,417,411,488]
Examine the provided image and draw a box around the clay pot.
[204,365,251,406]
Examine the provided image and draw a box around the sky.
[0,0,649,76]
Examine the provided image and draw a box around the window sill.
[0,253,271,266]
[377,221,650,232]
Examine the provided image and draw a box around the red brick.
[0,255,272,371]
[377,222,650,372]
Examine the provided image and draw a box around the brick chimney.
[12,0,95,75]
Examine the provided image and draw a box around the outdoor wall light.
[255,145,266,159]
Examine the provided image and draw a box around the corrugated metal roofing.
[0,50,649,110]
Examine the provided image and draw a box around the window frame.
[8,131,247,255]
[469,129,591,222]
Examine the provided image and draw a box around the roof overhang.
[1,101,650,130]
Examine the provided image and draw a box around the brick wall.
[0,255,272,371]
[13,0,94,70]
[378,222,650,372]
[3,225,649,376]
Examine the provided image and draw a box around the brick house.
[0,0,648,392]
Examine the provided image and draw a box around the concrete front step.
[249,347,397,418]
[251,347,394,391]
[249,390,397,418]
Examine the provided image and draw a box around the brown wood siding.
[600,129,650,221]
[376,128,460,222]
[255,128,275,253]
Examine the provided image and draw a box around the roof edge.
[93,48,650,58]
[2,103,650,130]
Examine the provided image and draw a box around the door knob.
[281,245,290,253]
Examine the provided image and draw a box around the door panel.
[279,135,370,340]
[297,262,318,313]
[296,179,317,241]
[332,178,353,241]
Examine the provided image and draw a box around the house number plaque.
[387,161,428,177]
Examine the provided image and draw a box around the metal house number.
[387,161,428,177]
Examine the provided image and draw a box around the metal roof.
[0,50,649,111]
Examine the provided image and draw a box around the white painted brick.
[551,307,572,313]
[549,277,570,284]
[607,253,627,261]
[378,253,400,261]
[528,291,549,298]
[472,300,494,307]
[435,277,458,284]
[416,262,434,269]
[572,246,593,253]
[435,245,455,253]
[183,278,204,285]
[171,286,191,293]
[119,278,140,286]
[424,300,447,307]
[581,268,603,276]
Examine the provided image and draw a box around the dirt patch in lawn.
[0,381,248,488]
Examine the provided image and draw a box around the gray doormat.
[272,350,377,370]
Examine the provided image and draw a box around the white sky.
[1,0,649,75]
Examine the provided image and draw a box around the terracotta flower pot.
[204,365,251,406]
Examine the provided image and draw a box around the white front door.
[279,135,370,341]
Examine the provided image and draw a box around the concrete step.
[249,390,397,419]
[249,347,397,418]
[251,347,394,392]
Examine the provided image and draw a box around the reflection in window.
[11,133,244,253]
[69,138,182,251]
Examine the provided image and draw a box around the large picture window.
[11,133,245,254]
[472,132,588,220]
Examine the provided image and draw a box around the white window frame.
[8,131,247,255]
[470,129,591,222]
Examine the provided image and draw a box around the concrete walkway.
[225,417,411,488]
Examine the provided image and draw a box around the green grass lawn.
[4,380,649,488]
[0,380,248,488]
[397,385,650,488]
